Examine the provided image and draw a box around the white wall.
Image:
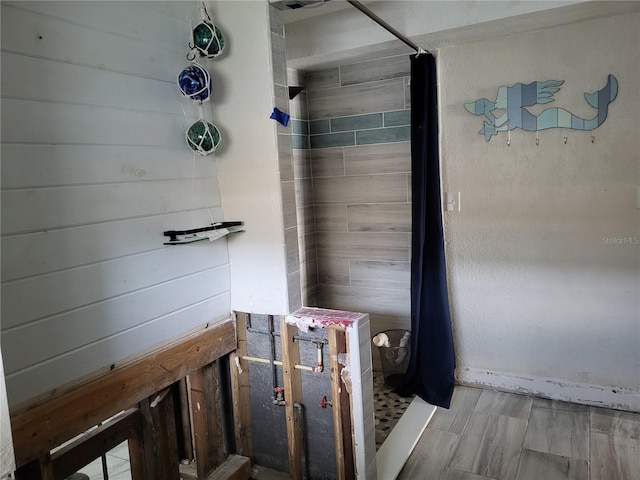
[0,1,237,407]
[210,1,291,315]
[439,12,640,410]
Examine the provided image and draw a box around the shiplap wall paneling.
[0,1,232,407]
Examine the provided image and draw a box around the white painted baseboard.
[457,367,640,412]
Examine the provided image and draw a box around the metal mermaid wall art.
[464,75,618,141]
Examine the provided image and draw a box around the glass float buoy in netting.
[186,119,221,156]
[178,63,212,103]
[193,20,225,58]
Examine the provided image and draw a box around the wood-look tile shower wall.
[296,54,413,336]
[271,6,302,312]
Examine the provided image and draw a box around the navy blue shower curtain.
[395,54,455,409]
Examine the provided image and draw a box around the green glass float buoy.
[186,119,221,156]
[193,20,225,58]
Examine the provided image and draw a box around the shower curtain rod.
[346,0,430,55]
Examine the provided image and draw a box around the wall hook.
[591,135,595,144]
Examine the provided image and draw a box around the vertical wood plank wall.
[0,1,232,407]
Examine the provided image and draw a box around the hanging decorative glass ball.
[178,63,212,103]
[193,20,225,58]
[186,119,221,156]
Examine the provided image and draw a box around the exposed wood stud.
[189,363,224,479]
[203,362,225,468]
[39,454,54,480]
[189,369,211,478]
[178,378,195,461]
[229,312,253,459]
[140,393,181,480]
[280,316,304,480]
[158,387,181,480]
[329,327,355,480]
[128,427,147,480]
[140,398,159,480]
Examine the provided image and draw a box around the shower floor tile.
[373,371,414,449]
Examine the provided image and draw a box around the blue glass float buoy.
[178,63,212,103]
[186,119,221,156]
[193,20,225,58]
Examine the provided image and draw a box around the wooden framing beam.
[178,377,195,461]
[203,363,225,468]
[139,387,181,480]
[11,318,237,468]
[229,312,253,458]
[280,316,304,480]
[188,363,224,478]
[328,328,355,480]
[127,424,147,480]
[205,454,251,480]
[189,369,212,477]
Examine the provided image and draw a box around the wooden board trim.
[11,318,237,467]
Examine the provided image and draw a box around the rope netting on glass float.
[162,3,246,245]
[178,1,226,156]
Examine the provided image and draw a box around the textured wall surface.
[439,12,640,408]
[290,8,639,409]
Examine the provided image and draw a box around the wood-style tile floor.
[398,386,640,480]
